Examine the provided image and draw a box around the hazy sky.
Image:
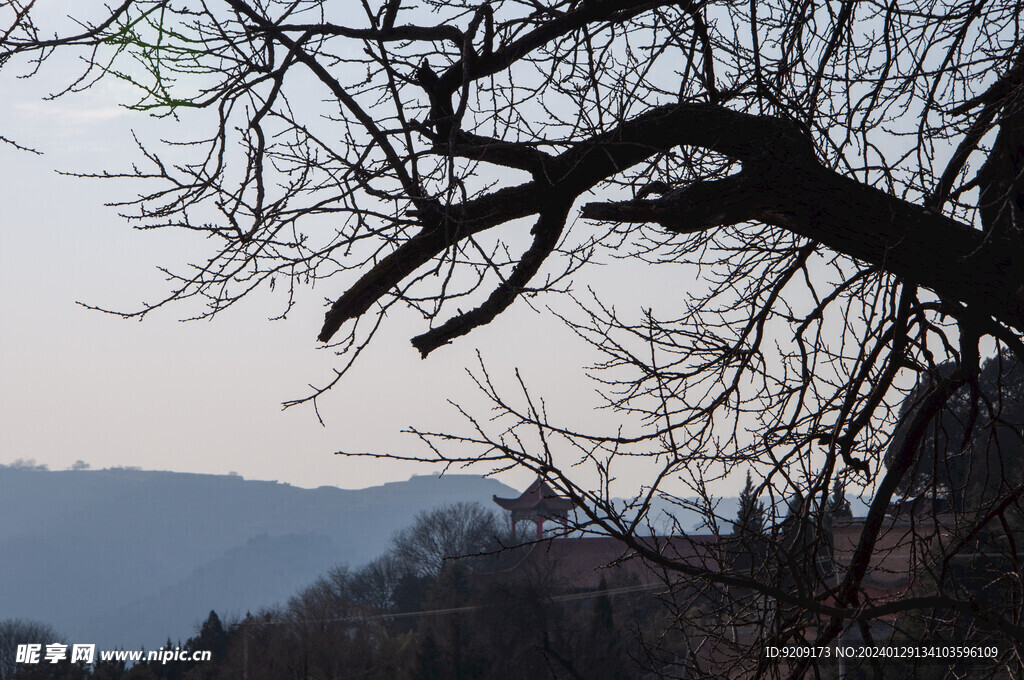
[0,61,676,494]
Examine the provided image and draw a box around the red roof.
[493,478,575,513]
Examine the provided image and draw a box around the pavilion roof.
[493,478,575,513]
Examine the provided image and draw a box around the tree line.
[1,503,671,680]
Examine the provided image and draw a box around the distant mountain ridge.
[0,467,868,650]
[0,467,517,649]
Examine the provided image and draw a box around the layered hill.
[0,467,516,648]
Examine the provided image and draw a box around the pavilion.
[493,477,575,539]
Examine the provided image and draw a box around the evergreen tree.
[778,493,827,594]
[731,472,767,577]
[734,472,766,537]
[412,631,443,680]
[192,611,228,661]
[581,577,629,680]
[591,576,615,634]
[885,351,1024,511]
[827,479,852,518]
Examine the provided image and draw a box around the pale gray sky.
[0,68,659,494]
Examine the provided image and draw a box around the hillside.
[0,466,868,649]
[0,467,517,648]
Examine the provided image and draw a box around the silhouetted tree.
[728,471,768,583]
[390,503,502,578]
[734,473,766,539]
[827,480,852,519]
[580,577,630,680]
[9,1,1024,675]
[178,611,228,679]
[411,631,443,680]
[0,620,64,680]
[886,351,1024,511]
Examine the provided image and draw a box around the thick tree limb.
[410,203,571,357]
[583,146,1024,335]
[432,130,555,174]
[318,104,811,343]
[790,332,983,675]
[320,101,1024,346]
[317,183,540,343]
[433,0,699,97]
[581,173,768,232]
[272,22,465,46]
